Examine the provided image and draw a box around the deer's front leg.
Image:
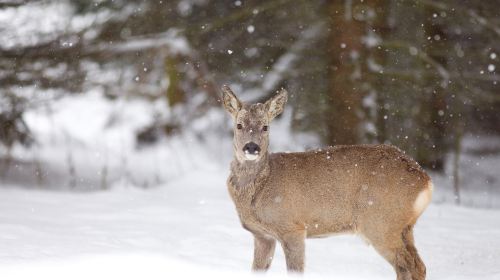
[252,234,276,271]
[280,230,306,273]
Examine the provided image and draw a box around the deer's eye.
[237,124,243,129]
[263,125,269,131]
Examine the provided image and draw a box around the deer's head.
[222,85,288,163]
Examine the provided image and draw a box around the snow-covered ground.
[1,166,499,280]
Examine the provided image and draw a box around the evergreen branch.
[416,0,500,37]
[380,40,450,84]
[199,0,292,35]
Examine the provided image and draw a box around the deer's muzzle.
[243,142,261,160]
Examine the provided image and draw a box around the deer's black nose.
[243,142,261,155]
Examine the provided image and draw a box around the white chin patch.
[244,153,259,161]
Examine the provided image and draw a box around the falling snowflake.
[409,46,418,56]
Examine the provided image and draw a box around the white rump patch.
[414,181,433,216]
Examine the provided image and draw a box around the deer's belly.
[305,221,355,238]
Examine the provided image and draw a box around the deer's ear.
[221,85,242,117]
[265,88,288,120]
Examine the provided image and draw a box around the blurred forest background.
[0,0,499,206]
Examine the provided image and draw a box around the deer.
[221,85,433,280]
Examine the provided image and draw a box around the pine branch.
[380,40,450,85]
[417,0,500,38]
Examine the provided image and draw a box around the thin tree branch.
[380,40,450,84]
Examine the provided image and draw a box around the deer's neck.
[230,153,270,191]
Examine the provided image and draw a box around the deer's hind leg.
[365,225,426,280]
[252,234,276,271]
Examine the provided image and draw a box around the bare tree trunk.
[100,164,108,190]
[327,0,387,145]
[327,0,364,145]
[452,123,463,205]
[67,150,77,189]
[165,55,185,107]
[34,152,44,188]
[417,5,448,171]
[0,146,12,179]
